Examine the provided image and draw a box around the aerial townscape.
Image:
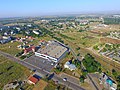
[0,0,120,90]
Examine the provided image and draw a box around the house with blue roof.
[100,73,117,90]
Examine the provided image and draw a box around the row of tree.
[112,69,120,90]
[80,53,102,83]
[104,18,120,24]
[82,53,101,73]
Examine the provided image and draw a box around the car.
[55,81,58,84]
[32,69,37,72]
[43,60,45,63]
[51,63,54,65]
[63,78,67,81]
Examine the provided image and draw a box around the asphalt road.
[59,73,80,86]
[0,51,85,90]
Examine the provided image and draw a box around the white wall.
[35,52,58,62]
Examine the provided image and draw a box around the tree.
[81,69,88,77]
[112,69,118,78]
[77,53,80,56]
[104,17,120,24]
[116,75,120,90]
[76,47,80,50]
[82,53,101,73]
[73,59,81,69]
[80,75,86,83]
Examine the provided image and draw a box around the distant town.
[0,14,120,90]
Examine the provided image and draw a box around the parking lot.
[24,55,56,72]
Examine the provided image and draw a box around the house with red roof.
[28,76,39,85]
[24,46,36,54]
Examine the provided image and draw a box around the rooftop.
[37,40,68,59]
[29,76,38,84]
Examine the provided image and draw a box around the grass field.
[44,80,71,90]
[0,55,31,88]
[58,31,120,78]
[62,31,99,48]
[40,35,53,41]
[44,80,57,90]
[33,80,48,90]
[0,41,22,56]
[26,35,53,46]
[21,83,34,90]
[0,55,6,63]
[60,52,74,65]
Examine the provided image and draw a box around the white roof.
[69,64,76,70]
[65,61,70,65]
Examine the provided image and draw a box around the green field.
[62,31,99,48]
[44,80,71,90]
[0,55,31,88]
[57,30,120,78]
[0,42,22,56]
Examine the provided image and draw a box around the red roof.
[24,46,35,54]
[40,40,45,42]
[29,36,33,39]
[29,76,38,84]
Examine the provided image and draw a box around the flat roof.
[37,41,68,59]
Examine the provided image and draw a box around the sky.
[0,0,120,17]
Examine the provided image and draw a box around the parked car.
[63,78,67,81]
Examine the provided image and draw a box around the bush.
[112,69,118,78]
[73,59,81,69]
[76,47,80,50]
[80,75,86,83]
[20,55,26,60]
[93,45,99,50]
[15,51,24,57]
[77,53,80,56]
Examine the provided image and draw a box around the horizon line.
[0,11,120,19]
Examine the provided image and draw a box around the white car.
[51,63,54,66]
[43,60,45,63]
[63,78,67,81]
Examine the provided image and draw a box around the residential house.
[24,46,36,54]
[27,74,41,85]
[3,81,19,90]
[33,30,40,35]
[0,36,11,44]
[28,76,38,85]
[100,73,117,90]
[64,61,76,71]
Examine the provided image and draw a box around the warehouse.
[35,40,69,62]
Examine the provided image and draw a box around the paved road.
[59,73,80,86]
[0,51,85,90]
[89,73,102,89]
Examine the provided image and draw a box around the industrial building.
[35,40,69,62]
